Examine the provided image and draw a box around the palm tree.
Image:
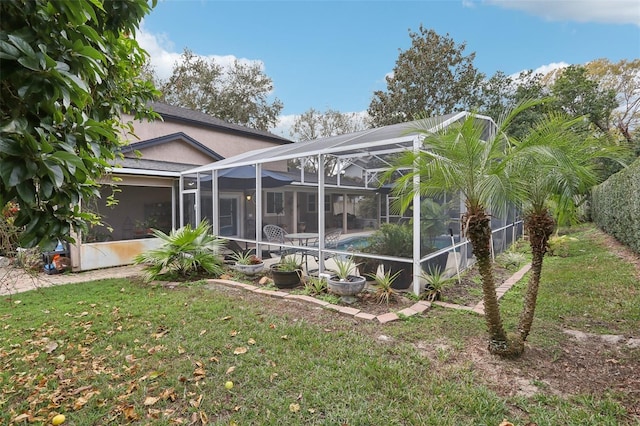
[507,113,626,342]
[389,101,541,356]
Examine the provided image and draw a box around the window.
[266,191,284,215]
[307,193,317,213]
[324,195,331,212]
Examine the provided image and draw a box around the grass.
[1,224,638,425]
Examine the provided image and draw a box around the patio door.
[219,195,240,237]
[183,190,198,228]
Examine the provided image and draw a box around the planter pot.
[354,257,380,280]
[328,275,366,296]
[382,261,413,290]
[234,262,264,275]
[421,251,449,275]
[270,264,302,289]
[328,275,366,303]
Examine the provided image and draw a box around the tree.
[289,108,369,174]
[587,58,640,154]
[479,70,551,139]
[507,113,627,342]
[0,0,159,248]
[388,100,541,357]
[368,26,484,127]
[160,49,283,131]
[551,65,618,135]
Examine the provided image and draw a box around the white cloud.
[136,22,264,81]
[485,0,640,26]
[270,114,297,139]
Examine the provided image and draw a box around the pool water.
[335,235,453,252]
[335,235,371,251]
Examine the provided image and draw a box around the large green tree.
[368,26,484,127]
[587,58,640,154]
[479,70,551,139]
[289,108,369,174]
[160,49,283,131]
[0,0,159,248]
[551,65,618,135]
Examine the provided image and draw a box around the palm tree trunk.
[465,210,508,354]
[518,210,555,341]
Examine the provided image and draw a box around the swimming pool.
[335,235,452,252]
[335,235,371,251]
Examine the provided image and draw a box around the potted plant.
[420,265,452,302]
[270,254,303,288]
[368,269,401,306]
[327,256,366,303]
[366,223,413,290]
[230,251,264,275]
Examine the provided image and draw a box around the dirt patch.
[590,229,640,279]
[441,263,516,307]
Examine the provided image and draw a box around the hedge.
[591,158,640,254]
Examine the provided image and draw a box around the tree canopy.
[0,0,159,248]
[159,49,283,131]
[368,26,484,127]
[289,108,369,175]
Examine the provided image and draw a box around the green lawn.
[1,224,638,425]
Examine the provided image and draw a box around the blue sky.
[139,0,640,136]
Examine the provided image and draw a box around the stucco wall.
[125,116,284,160]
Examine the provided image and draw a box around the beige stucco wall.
[126,140,214,165]
[124,115,284,160]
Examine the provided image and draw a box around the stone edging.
[205,264,532,324]
[206,279,431,324]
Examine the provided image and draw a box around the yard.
[1,224,638,425]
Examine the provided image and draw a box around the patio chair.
[309,229,342,274]
[263,224,288,257]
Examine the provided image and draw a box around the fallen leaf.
[125,354,136,364]
[280,335,288,340]
[199,329,207,336]
[226,366,236,374]
[499,421,514,426]
[220,316,232,321]
[13,414,29,422]
[144,396,160,406]
[123,405,139,421]
[233,347,247,355]
[230,330,238,337]
[189,394,203,408]
[269,372,278,382]
[247,338,256,345]
[44,341,58,354]
[289,403,300,413]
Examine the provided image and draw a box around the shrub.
[591,158,640,254]
[134,221,225,282]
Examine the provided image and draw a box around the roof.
[183,111,485,174]
[149,102,293,145]
[120,132,224,161]
[112,157,199,173]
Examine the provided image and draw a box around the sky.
[138,0,640,137]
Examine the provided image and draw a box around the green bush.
[134,221,225,282]
[591,158,640,254]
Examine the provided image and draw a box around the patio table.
[285,233,319,272]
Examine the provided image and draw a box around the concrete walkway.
[0,264,143,296]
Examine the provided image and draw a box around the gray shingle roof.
[149,102,293,145]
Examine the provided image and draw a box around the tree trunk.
[465,210,509,354]
[518,210,555,342]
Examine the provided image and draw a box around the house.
[69,102,292,271]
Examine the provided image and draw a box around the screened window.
[266,191,284,215]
